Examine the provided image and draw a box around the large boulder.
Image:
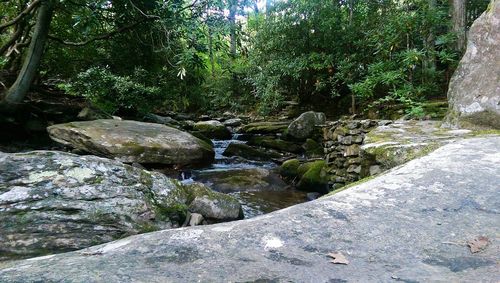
[193,120,232,140]
[0,150,241,261]
[287,111,326,140]
[445,2,500,129]
[47,119,214,166]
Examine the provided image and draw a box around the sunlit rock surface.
[1,137,498,282]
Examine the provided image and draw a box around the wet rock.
[189,196,243,221]
[445,2,500,129]
[279,159,301,179]
[248,136,302,154]
[287,111,326,140]
[223,118,242,127]
[222,143,282,161]
[47,119,214,166]
[240,121,289,135]
[193,120,232,140]
[195,168,288,194]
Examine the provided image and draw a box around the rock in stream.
[47,119,215,166]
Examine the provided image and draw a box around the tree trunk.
[451,0,466,52]
[424,0,437,75]
[1,0,54,107]
[349,0,356,115]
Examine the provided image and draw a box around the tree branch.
[129,0,161,19]
[0,0,41,32]
[48,19,148,46]
[0,25,24,56]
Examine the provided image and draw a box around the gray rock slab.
[47,119,214,165]
[1,137,499,282]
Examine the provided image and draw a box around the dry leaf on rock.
[467,236,489,253]
[327,252,349,265]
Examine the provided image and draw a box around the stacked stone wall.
[322,119,389,190]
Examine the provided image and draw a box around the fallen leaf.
[467,236,489,253]
[327,252,349,265]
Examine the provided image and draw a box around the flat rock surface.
[361,120,484,169]
[1,137,499,282]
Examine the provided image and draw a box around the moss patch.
[279,159,300,179]
[297,160,328,193]
[248,136,302,153]
[240,122,289,134]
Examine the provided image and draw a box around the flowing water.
[181,134,308,218]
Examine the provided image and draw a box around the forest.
[0,0,489,118]
[0,0,499,280]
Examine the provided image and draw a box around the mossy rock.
[248,136,302,153]
[193,120,232,139]
[240,122,289,134]
[194,168,288,193]
[297,160,328,193]
[297,162,314,177]
[458,110,500,130]
[190,131,214,146]
[47,119,215,166]
[279,159,301,179]
[420,101,448,120]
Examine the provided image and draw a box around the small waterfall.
[212,135,247,162]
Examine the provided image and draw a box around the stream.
[181,134,308,218]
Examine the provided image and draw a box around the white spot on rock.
[66,168,94,182]
[0,186,32,202]
[211,225,234,232]
[262,235,283,250]
[26,254,55,261]
[461,102,484,114]
[27,171,58,183]
[97,239,132,253]
[169,229,204,241]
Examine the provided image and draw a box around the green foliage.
[248,0,462,115]
[63,67,161,114]
[1,0,488,116]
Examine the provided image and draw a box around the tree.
[451,0,466,52]
[2,0,54,107]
